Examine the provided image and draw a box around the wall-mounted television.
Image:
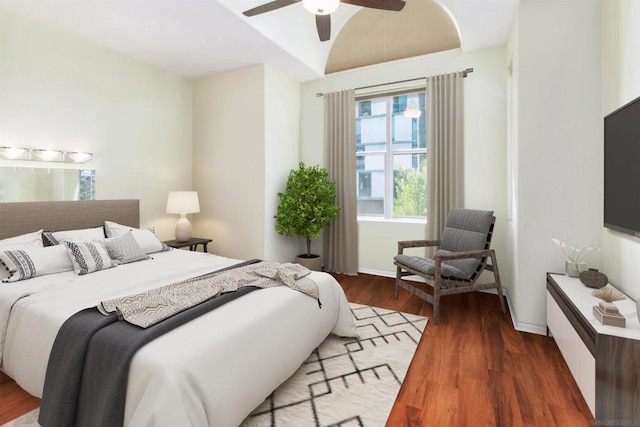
[604,95,640,237]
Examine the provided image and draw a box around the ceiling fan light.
[404,107,422,119]
[302,0,339,15]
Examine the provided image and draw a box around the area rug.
[2,303,426,427]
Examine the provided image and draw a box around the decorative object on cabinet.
[592,287,626,303]
[593,301,626,328]
[565,260,587,277]
[551,238,599,277]
[579,268,608,289]
[166,191,200,242]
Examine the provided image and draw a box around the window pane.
[356,98,387,153]
[357,154,385,216]
[392,92,426,150]
[393,153,427,218]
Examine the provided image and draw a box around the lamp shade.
[166,191,200,214]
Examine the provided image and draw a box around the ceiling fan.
[243,0,406,42]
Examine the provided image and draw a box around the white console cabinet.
[546,289,595,414]
[546,273,640,423]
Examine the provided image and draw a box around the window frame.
[356,90,427,220]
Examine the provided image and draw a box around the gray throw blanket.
[39,259,263,427]
[98,261,320,328]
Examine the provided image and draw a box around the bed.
[0,200,357,426]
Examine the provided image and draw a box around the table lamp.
[166,191,200,242]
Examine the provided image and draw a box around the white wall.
[193,64,300,261]
[300,47,508,279]
[0,7,193,238]
[510,0,602,331]
[193,65,266,259]
[264,65,303,262]
[602,0,640,300]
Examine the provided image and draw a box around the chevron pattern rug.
[2,303,426,427]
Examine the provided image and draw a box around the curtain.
[323,89,358,275]
[426,71,465,241]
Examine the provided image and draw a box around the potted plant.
[275,162,340,271]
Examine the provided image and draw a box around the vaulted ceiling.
[0,0,519,81]
[325,0,460,74]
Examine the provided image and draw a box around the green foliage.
[275,162,341,256]
[393,163,427,217]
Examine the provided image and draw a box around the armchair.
[393,208,506,324]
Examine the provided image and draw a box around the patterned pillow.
[63,241,115,276]
[42,231,59,246]
[104,221,170,254]
[105,231,150,265]
[45,227,105,246]
[0,246,74,283]
[0,250,36,282]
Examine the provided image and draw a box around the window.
[356,92,427,219]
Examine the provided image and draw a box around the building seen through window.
[356,91,427,219]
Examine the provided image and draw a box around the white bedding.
[0,250,357,426]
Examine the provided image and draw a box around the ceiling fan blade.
[315,14,331,42]
[341,0,405,12]
[243,0,300,17]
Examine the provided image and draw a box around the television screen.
[604,95,640,236]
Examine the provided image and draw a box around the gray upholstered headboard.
[0,200,140,239]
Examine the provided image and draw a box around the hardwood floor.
[0,273,594,426]
[336,273,594,427]
[0,370,39,425]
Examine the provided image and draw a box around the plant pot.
[565,261,587,277]
[295,254,322,272]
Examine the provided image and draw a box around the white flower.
[551,238,600,264]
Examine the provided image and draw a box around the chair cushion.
[394,252,469,280]
[438,208,493,278]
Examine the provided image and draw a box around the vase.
[579,268,608,289]
[565,261,587,277]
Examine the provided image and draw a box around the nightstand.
[163,237,212,253]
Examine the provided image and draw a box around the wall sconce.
[0,147,93,163]
[31,149,64,162]
[0,147,29,160]
[64,152,93,163]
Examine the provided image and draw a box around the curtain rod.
[316,67,474,97]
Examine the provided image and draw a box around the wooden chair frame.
[394,217,506,324]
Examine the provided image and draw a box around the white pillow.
[63,241,115,276]
[46,227,106,246]
[0,230,44,251]
[0,245,74,283]
[104,221,168,254]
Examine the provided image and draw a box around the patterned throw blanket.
[98,261,320,328]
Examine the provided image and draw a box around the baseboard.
[357,267,427,283]
[357,267,395,278]
[484,288,547,335]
